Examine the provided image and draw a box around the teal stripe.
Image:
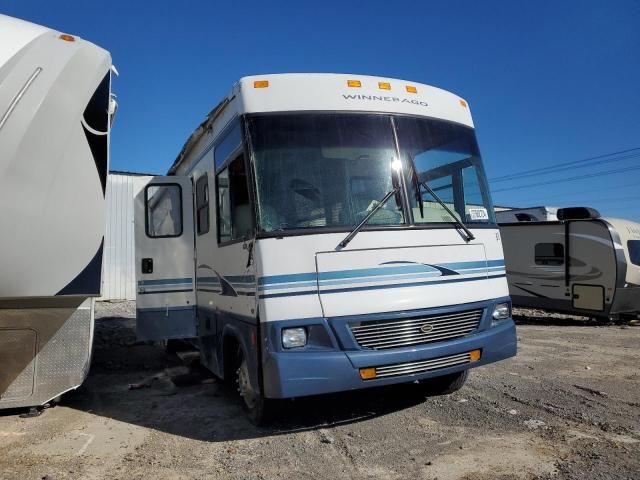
[139,277,192,286]
[259,259,505,287]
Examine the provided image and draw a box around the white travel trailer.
[135,73,517,423]
[499,207,640,320]
[0,15,115,410]
[496,206,558,223]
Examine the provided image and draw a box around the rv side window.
[535,243,564,266]
[145,184,183,238]
[216,154,253,243]
[196,174,209,235]
[628,240,640,266]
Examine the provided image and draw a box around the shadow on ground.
[52,315,438,443]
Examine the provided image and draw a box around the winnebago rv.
[498,207,640,320]
[0,15,115,410]
[135,74,517,423]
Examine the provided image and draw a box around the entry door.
[135,176,197,341]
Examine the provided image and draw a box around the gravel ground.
[0,302,638,480]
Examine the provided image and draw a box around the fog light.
[282,327,307,349]
[469,349,482,362]
[359,367,377,380]
[492,302,511,321]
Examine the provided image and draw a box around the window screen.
[145,184,182,238]
[628,240,640,266]
[535,243,564,265]
[196,174,209,235]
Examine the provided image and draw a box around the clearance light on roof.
[347,79,361,88]
[378,82,391,90]
[59,34,75,42]
[406,85,417,94]
[459,99,468,108]
[253,80,269,88]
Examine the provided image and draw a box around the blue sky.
[2,0,639,220]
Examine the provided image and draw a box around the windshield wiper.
[336,186,400,249]
[406,154,475,242]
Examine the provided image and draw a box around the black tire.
[421,370,469,396]
[236,353,274,426]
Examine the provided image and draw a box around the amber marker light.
[59,34,75,42]
[406,85,417,94]
[378,82,391,90]
[347,79,361,88]
[253,80,269,88]
[359,367,377,380]
[459,99,468,108]
[469,349,482,362]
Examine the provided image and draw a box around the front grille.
[373,352,471,379]
[350,309,483,350]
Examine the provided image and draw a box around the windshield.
[247,113,495,234]
[248,114,404,232]
[395,116,495,224]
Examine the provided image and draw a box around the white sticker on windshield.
[468,208,489,220]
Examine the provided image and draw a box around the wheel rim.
[237,360,259,410]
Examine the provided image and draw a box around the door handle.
[142,258,153,274]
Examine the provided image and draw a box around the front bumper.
[262,300,517,399]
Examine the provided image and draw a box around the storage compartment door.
[572,284,605,311]
[135,176,197,341]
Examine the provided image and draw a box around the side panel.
[572,284,604,311]
[568,221,616,313]
[0,298,94,409]
[501,221,617,315]
[135,176,197,341]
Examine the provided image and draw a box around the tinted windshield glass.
[248,114,404,232]
[395,117,495,224]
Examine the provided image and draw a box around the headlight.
[492,302,511,321]
[282,327,307,349]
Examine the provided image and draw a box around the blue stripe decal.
[139,277,192,286]
[258,260,505,287]
[259,266,506,291]
[259,273,507,299]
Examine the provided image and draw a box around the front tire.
[421,370,469,396]
[236,354,273,426]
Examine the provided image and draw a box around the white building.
[102,171,152,300]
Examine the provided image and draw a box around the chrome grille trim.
[350,309,483,350]
[372,352,471,378]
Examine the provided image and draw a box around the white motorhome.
[499,207,640,320]
[496,206,558,223]
[135,74,517,423]
[0,15,115,410]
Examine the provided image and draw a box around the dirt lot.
[0,302,638,480]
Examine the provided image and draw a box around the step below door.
[135,176,197,341]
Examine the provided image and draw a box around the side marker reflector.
[359,367,377,380]
[469,349,481,362]
[254,80,269,88]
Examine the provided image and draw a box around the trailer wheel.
[421,370,469,396]
[236,352,273,426]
